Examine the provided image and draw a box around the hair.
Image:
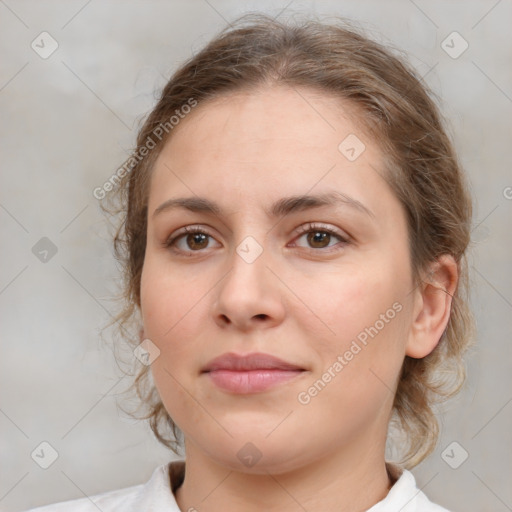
[103,12,474,469]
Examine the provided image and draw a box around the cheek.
[141,262,207,428]
[140,255,207,342]
[294,263,404,345]
[298,309,407,434]
[299,264,409,392]
[139,258,213,415]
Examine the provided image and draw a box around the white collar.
[30,460,450,511]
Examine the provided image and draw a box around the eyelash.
[164,223,349,255]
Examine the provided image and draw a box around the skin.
[140,85,457,512]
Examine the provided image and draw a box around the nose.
[212,244,286,332]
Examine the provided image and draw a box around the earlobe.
[406,255,458,359]
[139,326,145,342]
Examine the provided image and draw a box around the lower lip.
[205,369,304,394]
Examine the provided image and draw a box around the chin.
[198,432,312,475]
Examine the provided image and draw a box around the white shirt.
[26,460,450,511]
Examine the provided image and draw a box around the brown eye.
[165,226,221,254]
[306,231,332,249]
[186,232,209,250]
[292,223,348,252]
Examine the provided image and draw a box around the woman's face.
[140,86,418,473]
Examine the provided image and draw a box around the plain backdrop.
[1,1,511,511]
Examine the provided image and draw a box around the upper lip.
[201,352,305,372]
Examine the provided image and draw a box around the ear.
[139,326,145,342]
[406,255,458,358]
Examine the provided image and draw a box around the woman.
[28,12,473,512]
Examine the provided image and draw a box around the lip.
[202,352,305,372]
[201,352,306,394]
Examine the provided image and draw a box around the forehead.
[159,86,367,166]
[148,86,396,221]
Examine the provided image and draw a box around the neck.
[175,439,392,512]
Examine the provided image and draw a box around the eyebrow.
[152,191,375,220]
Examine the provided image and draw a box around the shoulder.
[367,465,451,512]
[24,463,181,512]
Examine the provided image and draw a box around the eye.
[291,223,349,252]
[165,226,220,254]
[164,222,349,256]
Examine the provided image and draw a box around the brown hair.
[104,13,474,468]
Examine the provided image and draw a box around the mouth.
[201,352,307,394]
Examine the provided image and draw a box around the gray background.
[1,1,511,510]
